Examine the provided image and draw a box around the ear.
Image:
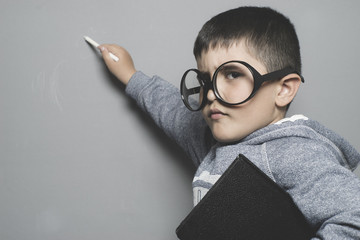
[275,73,302,108]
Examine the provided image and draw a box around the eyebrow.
[197,63,218,78]
[218,64,241,71]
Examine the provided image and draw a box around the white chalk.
[84,36,119,62]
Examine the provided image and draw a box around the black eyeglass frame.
[180,60,304,111]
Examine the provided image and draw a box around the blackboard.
[1,0,359,239]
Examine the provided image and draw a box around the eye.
[226,71,243,80]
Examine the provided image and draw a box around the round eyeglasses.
[180,60,304,111]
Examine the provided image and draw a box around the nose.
[206,88,217,102]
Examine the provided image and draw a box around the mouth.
[208,108,227,120]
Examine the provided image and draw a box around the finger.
[98,45,111,61]
[102,44,122,54]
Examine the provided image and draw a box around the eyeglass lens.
[181,70,204,110]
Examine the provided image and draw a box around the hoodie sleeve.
[267,138,360,239]
[125,71,211,166]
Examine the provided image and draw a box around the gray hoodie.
[126,71,360,239]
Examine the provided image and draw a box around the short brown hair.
[193,6,302,74]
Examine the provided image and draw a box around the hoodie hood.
[242,115,360,171]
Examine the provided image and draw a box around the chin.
[212,132,244,144]
[209,124,249,143]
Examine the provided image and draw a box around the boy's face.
[197,42,284,143]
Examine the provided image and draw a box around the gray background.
[1,0,359,239]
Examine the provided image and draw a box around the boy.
[98,6,360,239]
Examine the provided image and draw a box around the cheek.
[246,82,277,110]
[201,109,207,120]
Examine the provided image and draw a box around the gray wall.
[1,0,359,239]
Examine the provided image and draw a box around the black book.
[176,154,315,240]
